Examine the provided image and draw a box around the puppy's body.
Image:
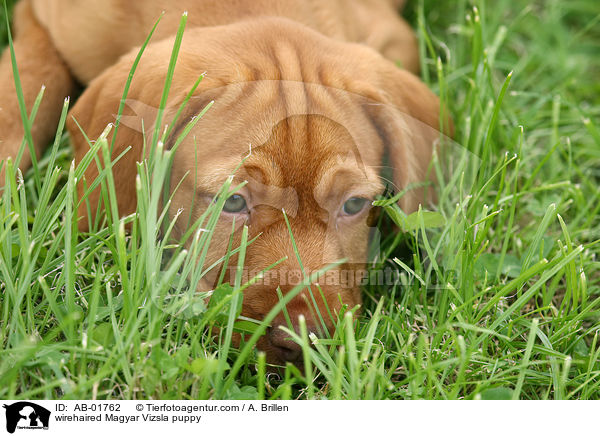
[0,0,447,365]
[32,0,418,84]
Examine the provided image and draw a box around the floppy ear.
[370,64,453,213]
[66,51,175,230]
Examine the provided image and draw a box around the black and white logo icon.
[2,402,51,434]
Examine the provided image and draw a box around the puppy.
[0,0,448,366]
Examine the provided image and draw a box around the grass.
[0,0,599,400]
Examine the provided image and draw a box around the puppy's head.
[67,18,449,366]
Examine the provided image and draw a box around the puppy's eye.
[223,194,248,213]
[342,197,368,216]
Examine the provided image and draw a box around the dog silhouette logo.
[2,402,50,433]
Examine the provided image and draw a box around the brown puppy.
[0,0,447,365]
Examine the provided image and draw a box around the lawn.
[0,0,599,400]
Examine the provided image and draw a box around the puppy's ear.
[66,58,165,230]
[369,64,452,213]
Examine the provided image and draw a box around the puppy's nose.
[269,325,303,363]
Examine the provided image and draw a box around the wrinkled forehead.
[176,80,384,174]
[246,113,377,186]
